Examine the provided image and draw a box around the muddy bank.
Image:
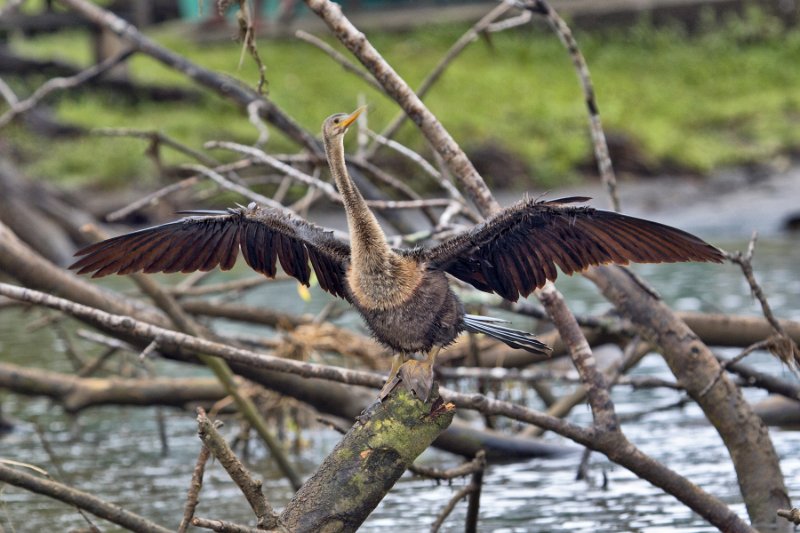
[495,163,800,240]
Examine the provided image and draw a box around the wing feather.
[70,204,352,300]
[424,197,723,301]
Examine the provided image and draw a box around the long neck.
[324,135,392,271]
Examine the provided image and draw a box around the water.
[1,233,799,532]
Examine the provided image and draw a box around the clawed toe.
[398,359,434,402]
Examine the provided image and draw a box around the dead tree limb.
[178,444,212,533]
[0,282,755,531]
[0,362,226,412]
[585,265,791,533]
[278,388,455,532]
[196,409,279,530]
[0,463,172,533]
[56,0,318,154]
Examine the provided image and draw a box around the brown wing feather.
[423,197,723,301]
[70,204,352,300]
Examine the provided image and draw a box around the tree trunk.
[587,265,791,533]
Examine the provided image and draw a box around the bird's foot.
[378,353,404,401]
[397,358,435,403]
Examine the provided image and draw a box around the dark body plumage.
[70,108,724,399]
[351,267,464,354]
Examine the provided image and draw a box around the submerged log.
[278,387,455,532]
[753,395,800,427]
[0,362,226,413]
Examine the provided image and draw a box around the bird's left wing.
[421,197,723,302]
[70,204,352,299]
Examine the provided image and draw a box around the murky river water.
[1,231,799,532]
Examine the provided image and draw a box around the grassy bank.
[8,6,800,189]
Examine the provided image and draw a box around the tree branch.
[0,463,172,533]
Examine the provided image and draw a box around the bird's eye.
[333,118,340,124]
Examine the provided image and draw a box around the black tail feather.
[463,314,551,354]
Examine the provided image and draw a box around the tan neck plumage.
[324,134,421,309]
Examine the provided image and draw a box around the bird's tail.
[463,314,551,355]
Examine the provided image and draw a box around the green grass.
[8,6,800,189]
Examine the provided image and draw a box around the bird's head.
[322,106,365,140]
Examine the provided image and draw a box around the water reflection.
[1,236,799,531]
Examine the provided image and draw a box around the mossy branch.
[278,388,455,532]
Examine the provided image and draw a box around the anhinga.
[71,107,724,401]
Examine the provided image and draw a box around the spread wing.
[422,197,724,302]
[70,204,352,299]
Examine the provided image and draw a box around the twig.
[409,452,485,481]
[205,141,340,199]
[191,516,264,533]
[726,232,800,367]
[196,408,278,529]
[182,163,285,209]
[59,0,322,155]
[363,129,463,201]
[777,508,800,525]
[464,450,486,533]
[104,176,199,221]
[167,276,271,297]
[0,48,136,129]
[430,484,475,533]
[235,1,268,95]
[514,0,619,211]
[303,0,500,215]
[246,100,270,146]
[76,346,118,377]
[368,1,516,152]
[0,77,20,107]
[699,339,773,397]
[0,463,172,533]
[34,425,101,532]
[295,30,382,92]
[177,445,212,533]
[93,128,220,167]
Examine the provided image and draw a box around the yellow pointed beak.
[339,106,366,129]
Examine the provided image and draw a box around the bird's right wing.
[421,197,723,302]
[70,204,352,300]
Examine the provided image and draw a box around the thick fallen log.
[0,362,226,413]
[753,395,800,427]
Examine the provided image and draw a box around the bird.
[70,107,724,401]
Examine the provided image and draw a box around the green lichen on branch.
[278,387,455,533]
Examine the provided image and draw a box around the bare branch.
[295,29,382,92]
[778,508,800,525]
[183,163,286,209]
[0,48,136,129]
[368,1,516,151]
[58,0,321,154]
[514,0,619,211]
[303,0,500,215]
[196,408,278,529]
[430,484,475,533]
[205,141,340,199]
[177,445,211,533]
[192,517,264,533]
[726,232,800,367]
[409,452,485,481]
[0,463,172,533]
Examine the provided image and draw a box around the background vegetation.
[7,5,800,188]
